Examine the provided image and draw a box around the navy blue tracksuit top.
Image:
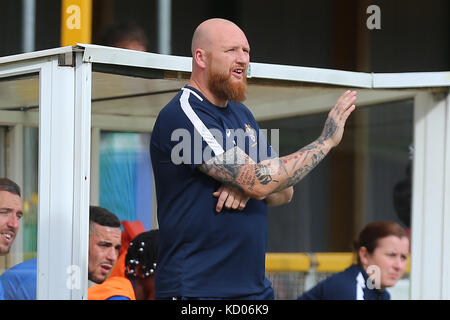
[298,265,390,300]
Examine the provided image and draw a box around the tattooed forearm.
[255,164,277,185]
[199,138,331,198]
[199,148,258,193]
[273,148,326,192]
[199,161,248,194]
[318,118,338,144]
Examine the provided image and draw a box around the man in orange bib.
[88,230,158,300]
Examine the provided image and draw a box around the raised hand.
[320,90,357,148]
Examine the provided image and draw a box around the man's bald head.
[189,18,250,105]
[191,18,247,56]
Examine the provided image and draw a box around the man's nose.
[236,48,249,64]
[392,256,403,270]
[106,247,118,262]
[6,213,20,230]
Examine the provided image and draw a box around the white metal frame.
[7,124,25,267]
[410,91,450,299]
[0,45,449,299]
[71,52,92,299]
[0,48,91,299]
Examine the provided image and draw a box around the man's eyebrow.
[0,208,22,214]
[220,44,250,50]
[98,241,113,246]
[98,241,121,248]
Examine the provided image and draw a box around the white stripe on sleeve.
[179,88,225,157]
[356,272,366,300]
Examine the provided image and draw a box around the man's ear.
[193,48,208,69]
[358,246,370,268]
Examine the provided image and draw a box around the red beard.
[207,64,247,103]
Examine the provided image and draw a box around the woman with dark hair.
[298,221,409,300]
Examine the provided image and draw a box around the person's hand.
[320,90,357,148]
[213,185,250,212]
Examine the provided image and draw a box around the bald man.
[150,18,357,299]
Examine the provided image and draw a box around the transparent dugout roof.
[0,67,421,129]
[0,44,448,127]
[0,74,39,111]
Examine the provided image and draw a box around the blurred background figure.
[298,221,409,300]
[93,20,153,233]
[96,21,148,52]
[88,229,158,300]
[392,144,414,239]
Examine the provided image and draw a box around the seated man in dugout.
[0,178,23,257]
[0,205,122,299]
[89,229,159,300]
[0,178,23,300]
